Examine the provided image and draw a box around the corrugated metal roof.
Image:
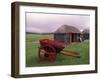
[55,25,81,33]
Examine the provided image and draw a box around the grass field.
[26,33,89,67]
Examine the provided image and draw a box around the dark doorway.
[72,33,75,42]
[70,33,78,42]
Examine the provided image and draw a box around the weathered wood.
[61,52,80,58]
[62,50,79,54]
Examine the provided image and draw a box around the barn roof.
[55,25,81,33]
[82,29,89,33]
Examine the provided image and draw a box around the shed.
[82,29,89,41]
[54,25,81,44]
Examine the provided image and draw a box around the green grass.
[61,40,89,65]
[26,33,89,67]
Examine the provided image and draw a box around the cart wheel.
[42,45,56,61]
[39,45,56,62]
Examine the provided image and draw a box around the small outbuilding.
[54,25,81,45]
[82,29,89,41]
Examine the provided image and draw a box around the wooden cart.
[39,39,80,62]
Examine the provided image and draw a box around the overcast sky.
[26,13,90,33]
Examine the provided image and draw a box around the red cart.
[39,39,80,62]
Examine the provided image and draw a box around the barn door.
[72,33,77,42]
[69,33,77,43]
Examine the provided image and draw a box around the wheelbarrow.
[38,39,80,62]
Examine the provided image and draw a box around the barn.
[54,25,81,45]
[82,29,89,41]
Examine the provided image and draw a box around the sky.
[26,13,90,33]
